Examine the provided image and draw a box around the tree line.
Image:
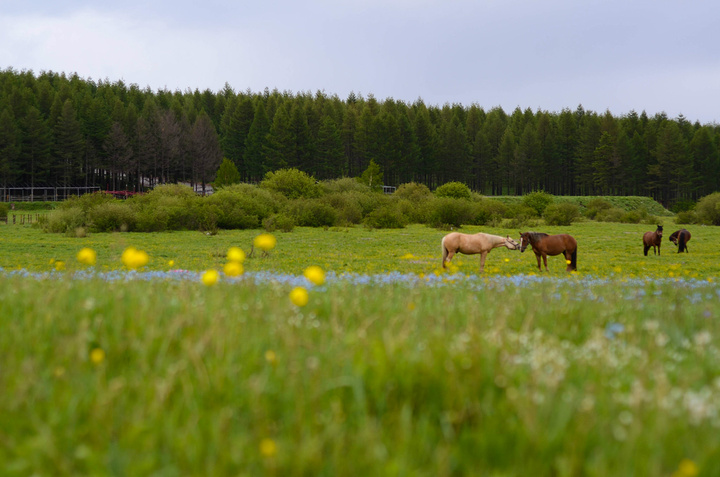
[1,68,719,206]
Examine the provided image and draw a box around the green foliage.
[262,213,296,233]
[472,199,507,226]
[213,158,242,188]
[87,202,136,232]
[522,191,554,216]
[0,203,8,219]
[435,181,471,200]
[321,177,371,195]
[289,199,338,227]
[543,202,580,226]
[321,193,364,225]
[44,207,85,233]
[428,197,474,228]
[696,192,720,225]
[393,182,433,203]
[583,198,612,219]
[675,210,697,224]
[357,160,383,191]
[670,199,695,213]
[363,205,407,229]
[260,168,322,199]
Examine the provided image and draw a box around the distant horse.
[669,229,691,253]
[519,231,577,272]
[441,232,520,272]
[643,225,663,256]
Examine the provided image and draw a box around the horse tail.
[441,237,448,268]
[679,231,687,252]
[571,247,577,270]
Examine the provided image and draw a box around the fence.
[1,187,101,202]
[1,213,47,225]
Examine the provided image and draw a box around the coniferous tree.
[19,106,52,197]
[648,121,689,204]
[315,116,345,179]
[54,99,85,188]
[0,107,21,197]
[244,100,271,182]
[191,111,223,194]
[689,126,720,198]
[103,122,132,190]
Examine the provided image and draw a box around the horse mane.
[528,232,549,243]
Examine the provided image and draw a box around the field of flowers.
[1,220,718,476]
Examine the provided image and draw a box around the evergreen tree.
[103,122,133,190]
[648,121,689,204]
[19,106,52,197]
[191,111,223,194]
[213,157,242,187]
[0,107,21,196]
[315,116,345,179]
[54,99,85,187]
[689,126,720,198]
[264,105,293,172]
[244,100,271,182]
[413,103,437,186]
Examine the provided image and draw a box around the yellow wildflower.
[260,438,277,457]
[122,247,149,269]
[90,348,105,365]
[265,350,277,365]
[55,261,66,271]
[202,269,219,286]
[303,265,325,285]
[227,246,246,263]
[289,287,309,307]
[254,234,277,252]
[223,261,244,277]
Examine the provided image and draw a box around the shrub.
[596,207,625,223]
[56,191,116,213]
[0,203,8,219]
[676,210,697,224]
[364,205,407,229]
[397,199,431,224]
[321,177,371,195]
[522,191,554,216]
[263,213,296,233]
[472,199,507,225]
[322,193,364,225]
[435,182,471,200]
[260,168,322,199]
[289,199,338,227]
[145,183,197,201]
[695,192,720,225]
[87,202,136,232]
[670,199,695,213]
[620,210,642,224]
[206,189,273,229]
[44,207,85,233]
[428,197,474,228]
[394,182,433,202]
[544,203,580,226]
[584,198,613,219]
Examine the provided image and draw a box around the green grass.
[1,219,719,476]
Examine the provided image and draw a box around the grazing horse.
[441,232,520,272]
[669,229,691,253]
[643,225,663,256]
[519,231,577,272]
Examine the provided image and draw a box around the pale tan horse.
[441,232,520,272]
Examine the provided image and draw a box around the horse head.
[518,232,530,253]
[505,236,520,250]
[656,225,663,237]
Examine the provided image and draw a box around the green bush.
[543,202,580,226]
[321,177,371,195]
[44,207,85,233]
[522,191,554,216]
[189,202,220,233]
[428,197,474,228]
[87,202,136,232]
[56,191,116,213]
[676,210,697,224]
[584,198,613,219]
[670,199,695,213]
[263,213,296,233]
[596,207,625,223]
[0,203,8,219]
[435,182,471,200]
[472,199,507,225]
[289,199,338,227]
[134,207,170,232]
[695,192,720,225]
[397,199,431,224]
[322,193,364,225]
[364,205,407,229]
[394,182,433,202]
[260,168,322,199]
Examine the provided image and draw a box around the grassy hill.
[486,195,674,216]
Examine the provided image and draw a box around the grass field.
[1,219,719,476]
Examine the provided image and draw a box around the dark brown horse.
[669,229,691,253]
[643,225,663,256]
[519,232,577,272]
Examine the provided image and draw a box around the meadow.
[1,219,719,476]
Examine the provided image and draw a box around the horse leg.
[479,251,488,273]
[534,252,542,272]
[644,244,649,256]
[443,249,455,268]
[542,254,549,271]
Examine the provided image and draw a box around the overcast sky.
[2,0,719,124]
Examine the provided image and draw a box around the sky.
[2,0,719,124]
